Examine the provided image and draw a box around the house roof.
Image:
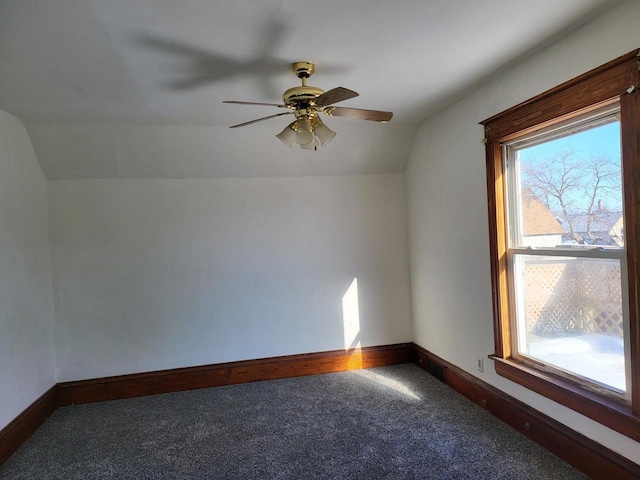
[567,210,623,234]
[522,195,564,236]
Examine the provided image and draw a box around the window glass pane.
[513,254,626,392]
[514,120,623,249]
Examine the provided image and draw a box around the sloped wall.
[0,109,55,430]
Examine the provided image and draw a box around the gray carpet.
[0,364,586,479]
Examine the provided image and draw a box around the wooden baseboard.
[0,386,58,465]
[411,343,640,480]
[57,343,412,406]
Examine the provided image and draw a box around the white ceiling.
[0,0,620,180]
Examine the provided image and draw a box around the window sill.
[490,355,640,441]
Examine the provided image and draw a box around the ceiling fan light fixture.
[294,119,313,145]
[314,122,336,146]
[300,135,317,150]
[225,61,393,150]
[276,122,297,147]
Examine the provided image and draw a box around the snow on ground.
[527,333,625,391]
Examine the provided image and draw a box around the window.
[481,50,640,440]
[507,108,628,399]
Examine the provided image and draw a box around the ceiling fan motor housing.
[282,85,325,108]
[283,62,325,108]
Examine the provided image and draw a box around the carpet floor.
[0,364,587,479]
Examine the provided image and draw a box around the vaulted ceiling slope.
[0,0,620,179]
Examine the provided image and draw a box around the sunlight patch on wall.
[342,277,361,351]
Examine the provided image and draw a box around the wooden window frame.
[481,49,640,440]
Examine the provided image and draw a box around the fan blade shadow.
[133,21,291,98]
[133,19,350,99]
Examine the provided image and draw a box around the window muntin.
[504,109,630,399]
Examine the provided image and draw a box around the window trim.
[481,49,640,441]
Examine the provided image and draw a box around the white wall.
[0,109,55,430]
[50,175,412,381]
[406,0,640,463]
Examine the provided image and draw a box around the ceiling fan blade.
[224,101,289,109]
[314,87,359,107]
[230,111,293,128]
[324,106,393,123]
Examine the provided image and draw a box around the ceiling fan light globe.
[276,124,296,147]
[314,123,336,146]
[294,120,313,145]
[300,136,317,150]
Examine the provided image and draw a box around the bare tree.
[581,155,620,241]
[521,150,620,244]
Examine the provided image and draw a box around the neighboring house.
[564,206,624,246]
[522,193,565,247]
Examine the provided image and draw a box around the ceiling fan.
[223,62,393,150]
